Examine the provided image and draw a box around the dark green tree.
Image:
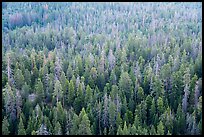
[2,116,10,135]
[18,116,26,135]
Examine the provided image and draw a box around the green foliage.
[119,72,133,99]
[2,116,10,135]
[54,122,62,135]
[150,125,156,135]
[35,78,44,103]
[85,85,93,106]
[122,121,129,135]
[116,113,123,129]
[18,116,26,135]
[53,80,63,103]
[157,97,164,115]
[78,108,92,135]
[116,125,123,135]
[14,69,24,89]
[68,80,75,106]
[108,100,116,127]
[157,121,164,135]
[137,86,144,103]
[2,2,202,135]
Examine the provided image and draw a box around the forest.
[2,2,202,135]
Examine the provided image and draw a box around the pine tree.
[108,49,116,71]
[32,66,39,86]
[31,130,36,135]
[85,85,93,105]
[102,93,109,129]
[137,86,144,103]
[73,83,84,114]
[131,124,137,135]
[78,108,92,135]
[35,78,44,103]
[108,99,116,127]
[54,121,62,135]
[141,100,147,123]
[70,113,79,135]
[162,106,174,134]
[121,96,128,116]
[66,65,73,80]
[59,71,66,92]
[78,114,92,135]
[18,116,26,135]
[146,95,152,124]
[134,104,142,125]
[150,125,156,135]
[4,83,16,124]
[133,114,140,128]
[150,98,156,123]
[151,75,164,100]
[167,130,171,135]
[14,69,24,89]
[53,80,62,104]
[110,69,117,86]
[76,55,83,76]
[116,112,123,129]
[33,104,43,130]
[21,82,30,99]
[2,116,10,135]
[124,110,133,125]
[36,124,50,135]
[108,124,115,135]
[123,121,129,135]
[157,121,164,135]
[15,89,22,119]
[26,116,33,135]
[119,72,133,100]
[116,125,123,135]
[56,101,65,126]
[157,97,164,115]
[97,73,105,91]
[68,80,75,106]
[44,116,53,134]
[176,104,186,134]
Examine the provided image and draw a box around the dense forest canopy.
[2,2,202,135]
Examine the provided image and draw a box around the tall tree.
[54,121,62,135]
[157,121,164,135]
[36,124,50,135]
[102,93,109,129]
[14,69,24,90]
[53,80,62,104]
[119,72,133,101]
[35,78,44,103]
[4,83,16,124]
[67,80,75,106]
[116,125,123,135]
[108,99,117,129]
[122,121,129,135]
[2,116,10,135]
[18,116,26,135]
[78,108,92,135]
[157,97,164,115]
[108,49,116,71]
[85,85,93,106]
[137,86,144,103]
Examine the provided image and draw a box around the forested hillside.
[2,2,202,135]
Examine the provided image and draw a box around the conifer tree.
[18,116,26,135]
[35,78,44,103]
[157,121,164,135]
[54,121,62,135]
[2,116,10,135]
